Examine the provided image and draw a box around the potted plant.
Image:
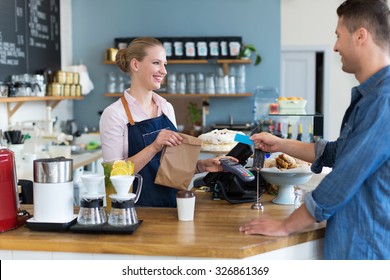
[187,101,202,136]
[238,43,262,66]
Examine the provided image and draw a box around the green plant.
[187,102,202,126]
[238,44,262,66]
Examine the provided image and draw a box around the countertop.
[0,191,325,259]
[71,149,102,170]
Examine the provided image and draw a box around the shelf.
[104,92,252,99]
[0,96,84,125]
[269,113,323,117]
[104,58,251,75]
[104,58,251,65]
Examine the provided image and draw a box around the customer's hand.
[250,132,282,153]
[196,156,238,173]
[239,218,289,237]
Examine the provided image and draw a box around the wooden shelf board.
[104,93,252,98]
[0,96,83,103]
[2,96,83,125]
[104,59,251,65]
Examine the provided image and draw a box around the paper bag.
[155,133,202,191]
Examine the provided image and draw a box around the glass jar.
[0,82,8,98]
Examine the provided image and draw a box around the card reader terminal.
[220,158,255,182]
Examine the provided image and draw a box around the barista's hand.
[153,129,183,152]
[250,132,282,153]
[196,156,238,173]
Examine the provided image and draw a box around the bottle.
[275,122,284,138]
[296,124,303,141]
[267,119,274,134]
[287,122,293,139]
[308,124,315,143]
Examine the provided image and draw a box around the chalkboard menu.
[0,0,61,81]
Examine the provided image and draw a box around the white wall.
[0,0,74,132]
[281,0,358,140]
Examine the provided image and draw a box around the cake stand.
[260,168,313,205]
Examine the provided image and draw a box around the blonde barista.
[100,37,234,207]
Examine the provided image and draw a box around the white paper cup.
[176,191,196,221]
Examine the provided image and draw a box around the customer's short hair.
[337,0,390,49]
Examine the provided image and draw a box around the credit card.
[234,134,254,145]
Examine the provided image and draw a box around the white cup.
[176,191,196,221]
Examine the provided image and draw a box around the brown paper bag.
[154,133,202,191]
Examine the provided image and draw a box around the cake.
[198,129,245,152]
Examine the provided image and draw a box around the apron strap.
[120,95,135,125]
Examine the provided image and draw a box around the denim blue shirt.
[304,65,390,259]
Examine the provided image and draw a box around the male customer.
[240,0,390,259]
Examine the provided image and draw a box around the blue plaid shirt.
[305,65,390,259]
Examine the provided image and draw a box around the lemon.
[109,159,135,176]
[110,167,129,176]
[112,160,128,169]
[126,160,135,175]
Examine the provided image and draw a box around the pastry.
[275,153,297,169]
[198,129,245,152]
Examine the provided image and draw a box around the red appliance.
[0,146,19,232]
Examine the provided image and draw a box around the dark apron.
[121,96,178,207]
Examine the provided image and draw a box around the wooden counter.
[0,191,325,259]
[71,149,102,170]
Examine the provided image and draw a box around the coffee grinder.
[31,157,75,224]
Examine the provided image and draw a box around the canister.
[55,71,66,84]
[70,84,76,96]
[49,83,62,96]
[76,84,82,96]
[73,72,80,85]
[63,84,70,96]
[107,48,118,62]
[66,72,74,85]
